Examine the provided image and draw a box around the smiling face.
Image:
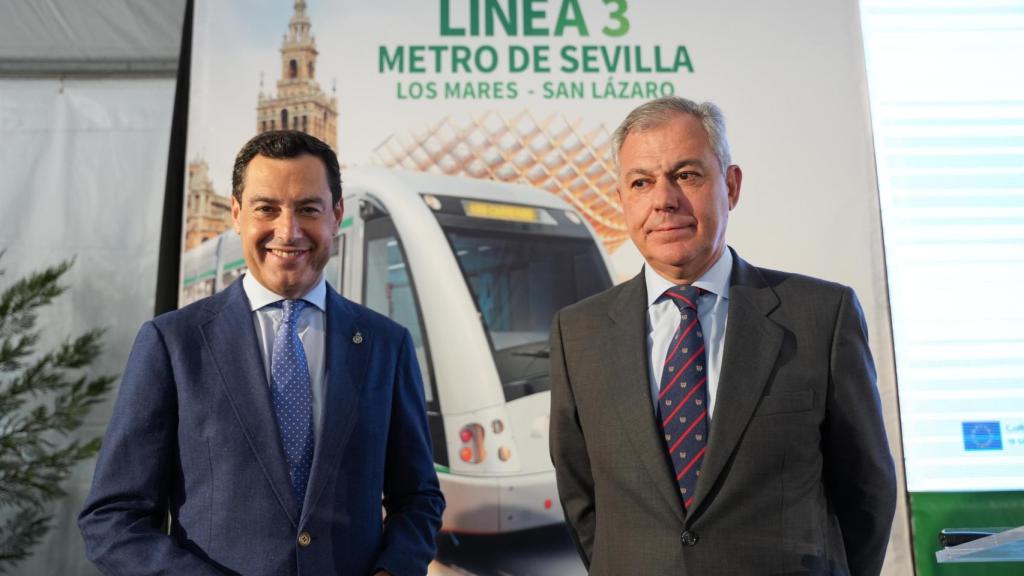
[617,113,742,284]
[231,153,342,298]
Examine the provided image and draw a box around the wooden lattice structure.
[371,110,628,251]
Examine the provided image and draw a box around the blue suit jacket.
[80,280,444,575]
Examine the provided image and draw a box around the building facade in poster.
[184,158,232,250]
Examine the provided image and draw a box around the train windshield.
[444,226,611,401]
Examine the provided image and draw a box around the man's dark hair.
[231,130,342,205]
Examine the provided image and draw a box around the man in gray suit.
[549,97,896,575]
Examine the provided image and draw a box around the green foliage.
[0,256,116,572]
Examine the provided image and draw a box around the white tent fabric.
[1,2,181,573]
[0,59,177,576]
[0,0,182,75]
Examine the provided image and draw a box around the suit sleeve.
[548,310,596,568]
[78,321,223,576]
[373,329,445,576]
[825,288,897,576]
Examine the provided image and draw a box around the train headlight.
[458,423,486,464]
[498,446,511,462]
[422,194,442,211]
[491,419,504,434]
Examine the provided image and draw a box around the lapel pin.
[352,331,363,344]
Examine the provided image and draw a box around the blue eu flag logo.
[962,421,1002,451]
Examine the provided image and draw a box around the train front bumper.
[438,469,564,534]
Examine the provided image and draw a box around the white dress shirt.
[645,248,732,420]
[242,273,328,440]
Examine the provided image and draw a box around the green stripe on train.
[182,269,216,287]
[222,258,246,271]
[340,216,353,230]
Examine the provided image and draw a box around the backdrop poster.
[180,1,909,573]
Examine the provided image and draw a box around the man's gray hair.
[611,97,732,172]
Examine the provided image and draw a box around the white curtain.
[0,77,175,576]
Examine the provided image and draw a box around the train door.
[360,202,448,468]
[334,197,361,301]
[180,236,221,306]
[323,228,344,290]
[217,233,245,291]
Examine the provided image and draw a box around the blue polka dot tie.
[271,299,315,507]
[657,285,709,510]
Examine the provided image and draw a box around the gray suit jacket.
[549,250,896,576]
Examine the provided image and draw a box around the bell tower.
[256,0,338,150]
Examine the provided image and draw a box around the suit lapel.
[606,273,687,522]
[200,282,300,525]
[690,252,782,513]
[301,287,371,524]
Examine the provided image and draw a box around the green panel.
[911,492,1024,576]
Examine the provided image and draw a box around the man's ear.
[231,195,242,234]
[725,165,742,210]
[333,199,344,227]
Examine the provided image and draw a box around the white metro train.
[179,167,614,533]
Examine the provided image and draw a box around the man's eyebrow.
[622,158,707,180]
[247,195,326,206]
[669,158,707,172]
[623,167,655,180]
[247,195,278,205]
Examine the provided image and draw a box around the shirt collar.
[242,273,327,312]
[644,247,733,308]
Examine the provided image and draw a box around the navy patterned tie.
[657,285,709,510]
[271,299,315,507]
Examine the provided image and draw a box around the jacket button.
[681,530,699,547]
[297,532,312,547]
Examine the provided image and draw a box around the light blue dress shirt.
[242,273,327,440]
[644,248,732,420]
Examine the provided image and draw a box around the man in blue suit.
[80,130,444,575]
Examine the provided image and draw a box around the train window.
[444,228,611,401]
[363,226,435,404]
